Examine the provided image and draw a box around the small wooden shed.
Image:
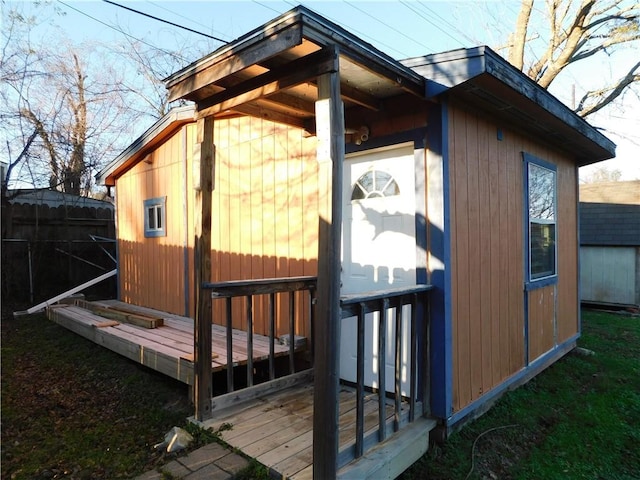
[93,6,615,478]
[579,181,640,307]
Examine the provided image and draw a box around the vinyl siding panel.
[580,246,638,305]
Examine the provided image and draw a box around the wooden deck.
[47,299,436,479]
[199,382,434,480]
[46,300,295,386]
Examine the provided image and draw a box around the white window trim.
[144,196,166,238]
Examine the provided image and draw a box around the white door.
[340,143,417,395]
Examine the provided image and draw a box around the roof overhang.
[96,105,195,186]
[163,6,426,130]
[402,46,616,165]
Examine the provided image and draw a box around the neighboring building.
[580,181,640,306]
[92,6,616,478]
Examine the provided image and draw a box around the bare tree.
[1,4,160,195]
[507,0,639,117]
[581,165,624,182]
[1,2,216,195]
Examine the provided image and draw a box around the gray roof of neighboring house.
[7,189,114,210]
[580,202,640,246]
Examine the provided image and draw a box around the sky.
[10,0,640,181]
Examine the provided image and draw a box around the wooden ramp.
[46,300,293,385]
[199,383,437,480]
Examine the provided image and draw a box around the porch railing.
[202,276,316,408]
[338,284,433,467]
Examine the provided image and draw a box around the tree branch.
[508,0,534,70]
[576,60,640,116]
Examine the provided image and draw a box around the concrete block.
[216,452,250,475]
[181,442,230,470]
[184,463,230,480]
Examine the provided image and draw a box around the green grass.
[1,311,195,479]
[401,310,640,480]
[3,309,638,479]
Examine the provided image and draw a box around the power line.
[416,2,477,46]
[57,0,189,63]
[399,0,465,49]
[144,0,231,41]
[251,0,284,15]
[102,0,227,43]
[344,0,435,54]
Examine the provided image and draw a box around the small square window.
[144,197,166,238]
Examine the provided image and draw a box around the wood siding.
[117,126,188,317]
[448,101,580,413]
[116,117,318,339]
[527,285,555,361]
[556,159,579,343]
[208,117,318,339]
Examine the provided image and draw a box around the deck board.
[206,383,411,479]
[46,300,296,385]
[47,300,435,478]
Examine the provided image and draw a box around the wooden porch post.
[194,115,214,421]
[313,69,344,479]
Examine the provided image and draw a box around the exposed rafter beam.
[260,92,316,116]
[196,47,339,119]
[231,103,307,130]
[334,83,381,111]
[167,24,303,102]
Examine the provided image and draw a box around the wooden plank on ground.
[79,301,164,329]
[94,320,120,328]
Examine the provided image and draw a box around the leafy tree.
[507,0,639,117]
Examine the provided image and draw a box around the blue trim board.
[521,152,559,365]
[446,335,579,429]
[575,169,582,335]
[427,100,453,419]
[522,152,558,291]
[344,128,426,155]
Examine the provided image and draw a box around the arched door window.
[351,169,400,200]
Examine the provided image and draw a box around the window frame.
[143,196,166,238]
[523,153,557,290]
[350,168,400,202]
